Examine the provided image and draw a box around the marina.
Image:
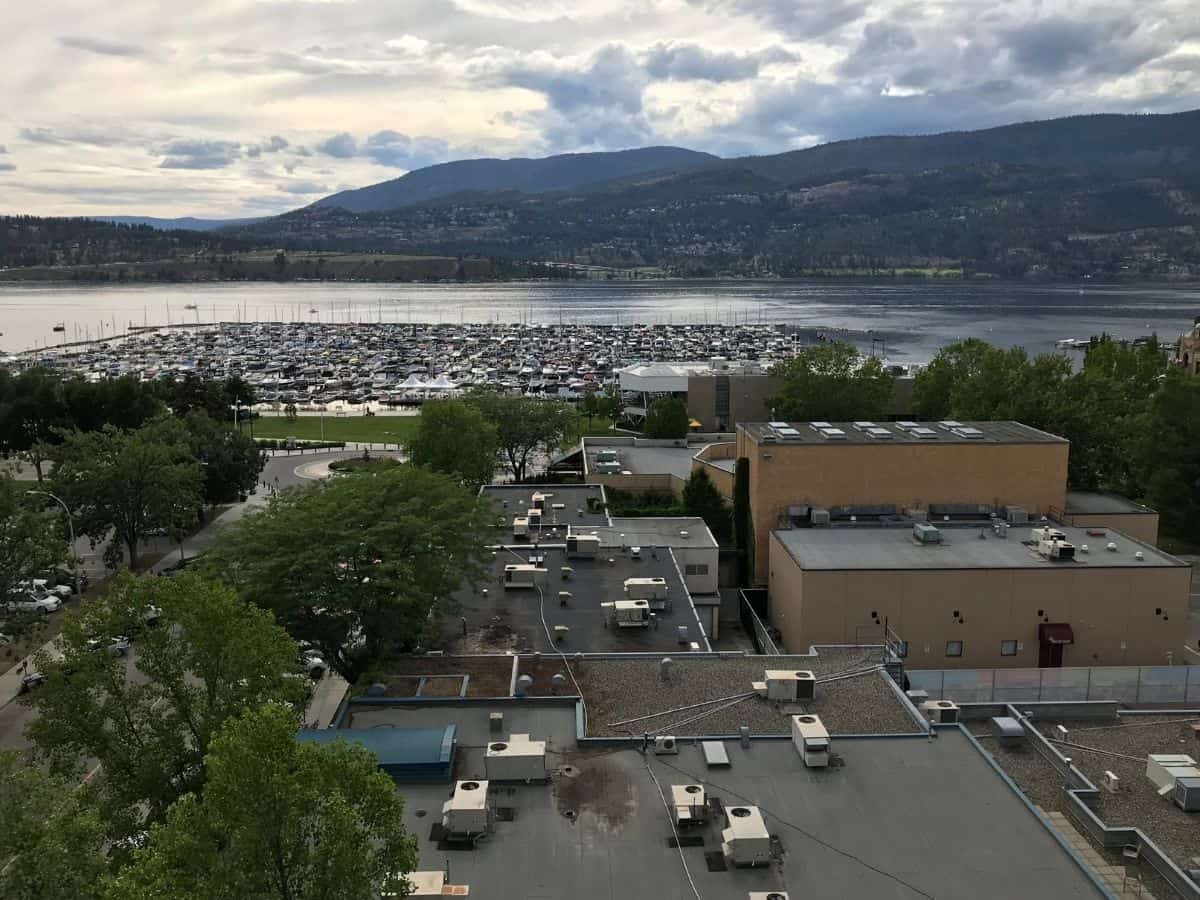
[19,321,829,407]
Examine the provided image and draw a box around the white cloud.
[0,0,1196,216]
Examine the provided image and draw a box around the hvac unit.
[485,734,547,781]
[531,492,548,510]
[790,715,830,768]
[441,780,489,835]
[763,670,815,702]
[1174,777,1200,812]
[922,700,960,724]
[913,523,942,544]
[512,517,529,540]
[989,717,1025,748]
[566,534,601,558]
[597,448,619,463]
[810,508,831,526]
[605,599,651,627]
[624,577,669,602]
[748,894,790,900]
[721,806,772,867]
[671,784,706,824]
[503,564,546,589]
[654,735,679,755]
[1145,754,1197,792]
[1004,506,1029,525]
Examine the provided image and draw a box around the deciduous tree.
[768,342,894,422]
[682,467,731,543]
[407,399,498,488]
[204,465,492,682]
[25,573,308,833]
[108,704,415,900]
[643,397,690,439]
[466,392,575,482]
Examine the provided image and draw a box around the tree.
[580,391,600,427]
[732,457,752,584]
[0,368,68,480]
[0,476,69,615]
[643,397,690,439]
[178,412,265,504]
[108,704,415,900]
[48,421,203,569]
[681,467,731,543]
[768,342,894,422]
[465,392,575,482]
[1137,370,1200,540]
[203,464,492,682]
[407,399,498,488]
[0,751,108,900]
[25,573,308,834]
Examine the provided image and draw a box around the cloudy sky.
[2,0,1198,217]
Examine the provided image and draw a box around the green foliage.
[605,488,685,518]
[768,342,894,422]
[643,397,690,439]
[203,464,492,682]
[465,392,576,482]
[178,412,265,504]
[0,751,108,900]
[48,420,203,568]
[407,399,498,488]
[732,457,752,585]
[0,476,69,631]
[682,468,732,544]
[24,573,307,833]
[1137,370,1200,539]
[108,704,415,900]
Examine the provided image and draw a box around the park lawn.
[248,415,420,445]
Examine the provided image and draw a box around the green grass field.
[246,415,420,445]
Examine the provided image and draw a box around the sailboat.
[183,303,198,310]
[52,322,65,332]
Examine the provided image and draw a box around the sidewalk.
[305,673,350,729]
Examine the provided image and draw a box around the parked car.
[86,635,130,657]
[16,579,71,599]
[19,671,46,693]
[0,633,12,645]
[5,593,61,615]
[299,649,328,680]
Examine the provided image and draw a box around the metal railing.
[909,665,1200,704]
[738,588,779,655]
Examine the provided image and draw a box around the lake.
[2,280,1198,362]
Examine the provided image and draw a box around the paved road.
[0,450,377,751]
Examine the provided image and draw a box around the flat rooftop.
[774,523,1185,571]
[448,544,708,654]
[479,484,611,531]
[583,437,706,481]
[370,709,1107,899]
[1065,491,1157,516]
[743,419,1068,445]
[572,517,718,550]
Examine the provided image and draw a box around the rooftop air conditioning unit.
[721,806,771,867]
[671,784,706,824]
[566,534,601,558]
[922,700,960,724]
[512,517,529,539]
[810,508,830,527]
[1004,506,1029,525]
[503,564,546,589]
[624,577,669,603]
[913,523,942,544]
[1147,754,1198,792]
[654,735,679,755]
[791,715,830,768]
[531,492,548,510]
[764,669,815,702]
[1174,776,1200,812]
[749,894,790,900]
[486,734,547,781]
[441,780,489,834]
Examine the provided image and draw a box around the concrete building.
[1174,318,1200,374]
[1063,490,1160,545]
[739,420,1071,583]
[581,435,735,498]
[769,522,1188,669]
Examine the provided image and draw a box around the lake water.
[2,280,1199,362]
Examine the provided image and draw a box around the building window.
[1000,640,1018,657]
[945,641,963,658]
[684,564,709,576]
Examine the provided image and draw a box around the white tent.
[426,374,458,390]
[399,373,428,388]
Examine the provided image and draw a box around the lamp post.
[25,489,81,598]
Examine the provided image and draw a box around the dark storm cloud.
[158,139,242,169]
[246,136,290,158]
[278,180,329,194]
[59,35,146,58]
[642,42,795,82]
[688,0,868,39]
[363,131,451,168]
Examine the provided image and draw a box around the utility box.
[913,523,942,544]
[604,599,650,627]
[566,534,601,558]
[486,734,546,782]
[441,780,488,834]
[512,517,529,540]
[1147,754,1198,792]
[1175,776,1200,812]
[531,492,548,510]
[791,715,830,768]
[989,716,1025,748]
[503,564,546,589]
[721,806,771,867]
[764,670,816,702]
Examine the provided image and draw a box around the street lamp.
[25,490,81,598]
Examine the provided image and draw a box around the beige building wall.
[686,374,781,432]
[742,431,1070,582]
[767,534,1189,668]
[692,442,736,499]
[1063,511,1159,546]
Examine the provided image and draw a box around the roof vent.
[852,421,877,429]
[809,421,832,430]
[953,426,985,439]
[819,427,847,440]
[865,426,893,439]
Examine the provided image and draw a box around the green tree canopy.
[681,467,731,543]
[203,464,492,682]
[108,703,415,900]
[643,396,690,439]
[178,412,264,504]
[465,392,575,482]
[0,751,107,900]
[407,399,498,488]
[768,342,894,422]
[1137,369,1200,539]
[48,420,203,568]
[25,573,308,833]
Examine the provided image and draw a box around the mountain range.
[218,110,1200,280]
